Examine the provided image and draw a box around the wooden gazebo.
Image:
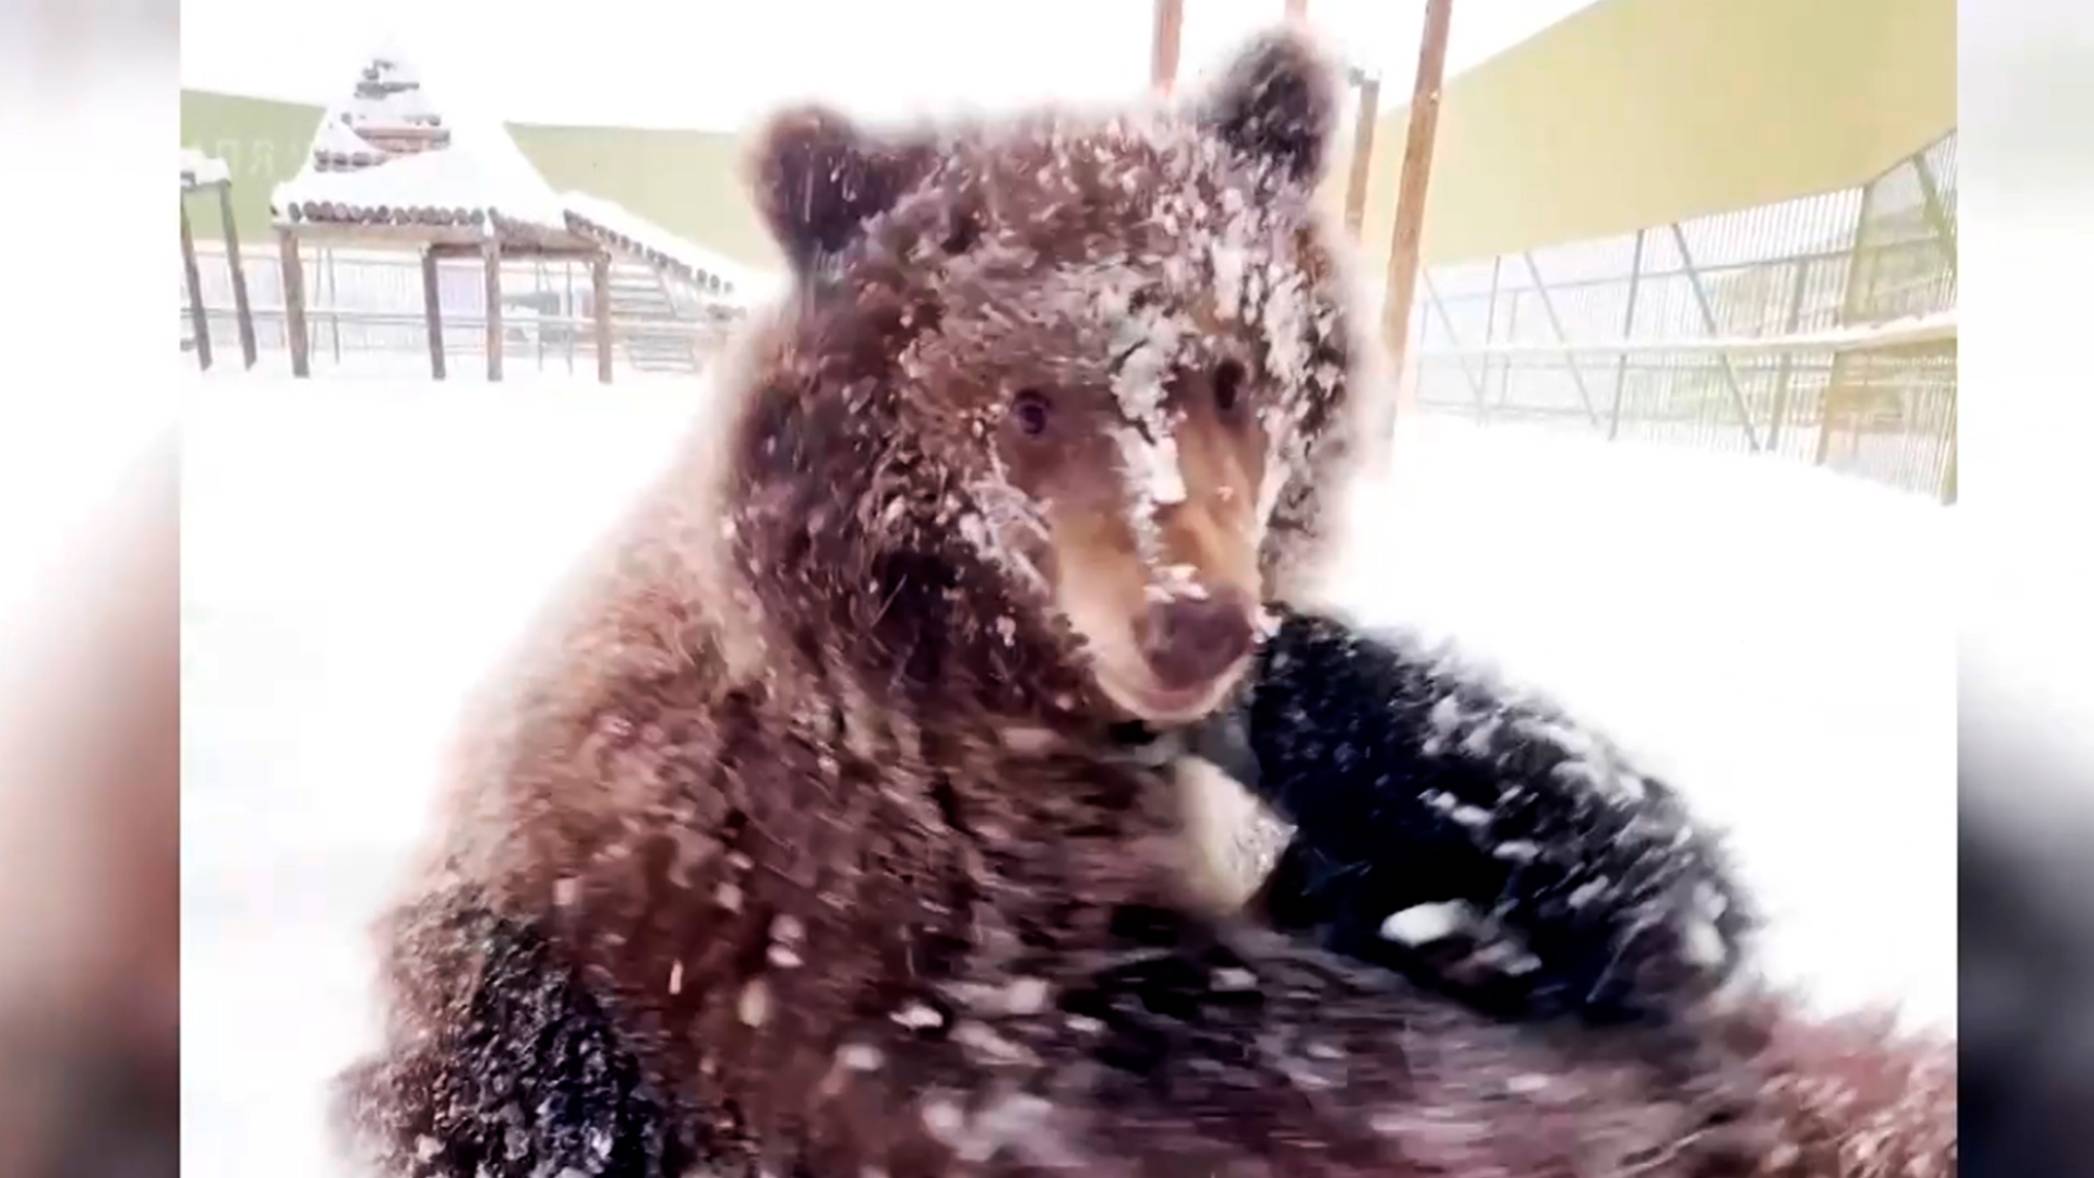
[269,51,614,382]
[179,149,257,370]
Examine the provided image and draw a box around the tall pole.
[1342,69,1381,237]
[1151,0,1184,96]
[179,197,212,371]
[1380,0,1454,437]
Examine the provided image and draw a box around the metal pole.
[1380,0,1455,433]
[1764,257,1811,452]
[1666,221,1761,451]
[1910,148,1957,276]
[1520,251,1602,428]
[1421,270,1488,412]
[1607,228,1646,440]
[1817,176,1879,466]
[1482,255,1501,420]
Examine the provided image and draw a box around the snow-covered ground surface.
[181,370,1952,1178]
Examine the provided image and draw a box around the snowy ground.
[181,368,1953,1178]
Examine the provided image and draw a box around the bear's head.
[728,31,1362,728]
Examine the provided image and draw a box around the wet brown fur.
[339,32,1953,1178]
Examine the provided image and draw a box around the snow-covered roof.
[180,148,230,190]
[272,48,568,236]
[560,191,779,303]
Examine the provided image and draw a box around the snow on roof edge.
[561,191,781,301]
[180,148,230,188]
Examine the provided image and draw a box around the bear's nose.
[1137,593,1253,690]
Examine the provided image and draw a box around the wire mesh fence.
[1412,131,1958,501]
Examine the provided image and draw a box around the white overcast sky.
[180,0,1602,131]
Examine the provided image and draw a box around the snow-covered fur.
[338,30,1952,1177]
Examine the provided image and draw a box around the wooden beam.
[1151,0,1183,96]
[421,250,447,381]
[1341,72,1380,237]
[592,253,613,384]
[278,228,310,377]
[216,184,256,368]
[1380,0,1454,434]
[483,237,504,382]
[429,241,602,261]
[180,197,212,370]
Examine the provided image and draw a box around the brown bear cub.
[339,32,1951,1177]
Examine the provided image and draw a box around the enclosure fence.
[1410,132,1958,501]
[180,242,742,378]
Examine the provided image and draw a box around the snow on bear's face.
[747,32,1352,724]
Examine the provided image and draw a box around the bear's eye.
[1011,389,1053,437]
[1213,360,1247,415]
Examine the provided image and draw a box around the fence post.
[1817,174,1880,466]
[535,261,548,372]
[1764,257,1811,452]
[1381,0,1455,435]
[327,247,343,365]
[1607,228,1646,440]
[1521,251,1602,428]
[421,250,446,381]
[216,183,257,368]
[278,228,310,378]
[1483,256,1501,421]
[180,196,213,371]
[1341,69,1379,237]
[483,238,504,382]
[593,253,613,384]
[1911,148,1957,276]
[1667,221,1761,451]
[1151,0,1183,95]
[1421,270,1489,414]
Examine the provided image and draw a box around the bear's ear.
[748,106,933,274]
[1202,31,1339,185]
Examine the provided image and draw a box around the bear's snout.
[1137,593,1253,690]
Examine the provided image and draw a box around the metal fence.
[1412,131,1958,501]
[179,242,740,377]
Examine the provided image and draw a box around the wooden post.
[564,262,576,374]
[215,183,256,368]
[180,197,212,370]
[326,247,342,365]
[278,227,309,377]
[421,250,446,380]
[1342,72,1380,237]
[592,253,613,384]
[483,237,503,382]
[1151,0,1183,96]
[1380,0,1455,435]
